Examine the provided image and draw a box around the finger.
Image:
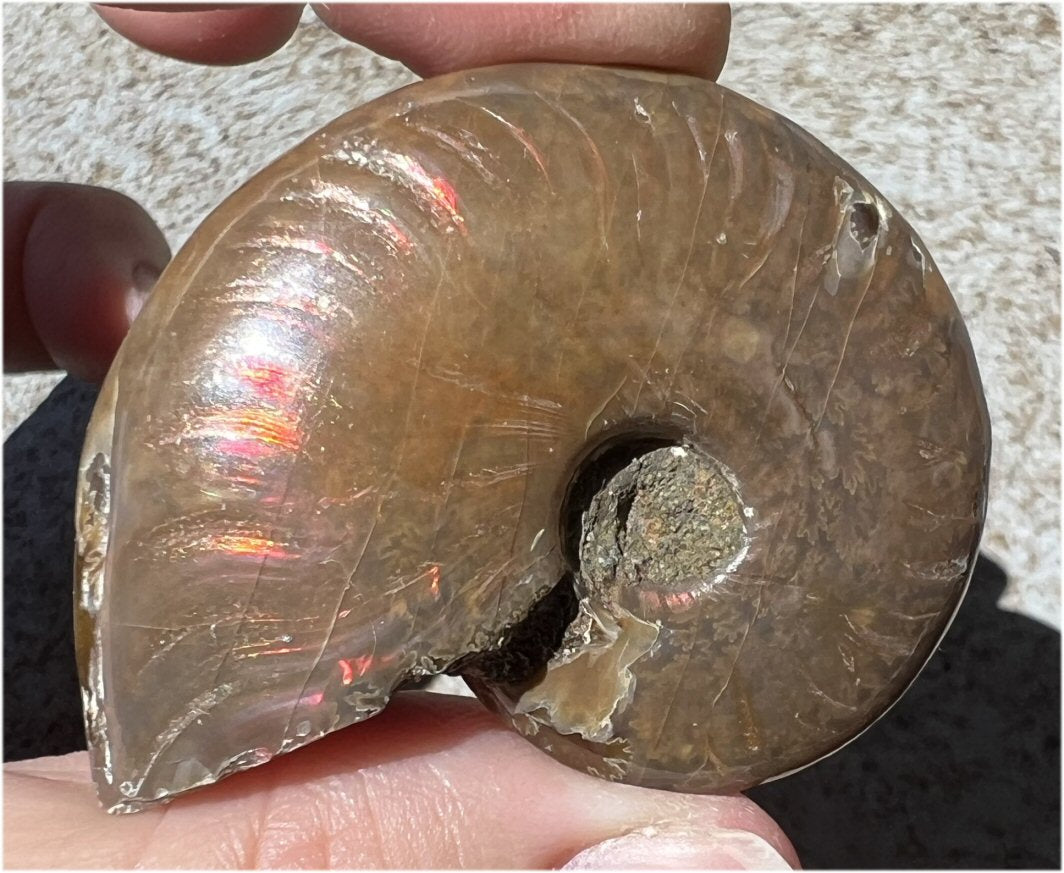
[93,4,304,65]
[3,182,171,383]
[313,2,732,80]
[4,694,798,869]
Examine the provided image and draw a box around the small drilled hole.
[849,202,879,247]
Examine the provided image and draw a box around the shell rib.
[75,64,990,812]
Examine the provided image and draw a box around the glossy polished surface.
[75,64,990,812]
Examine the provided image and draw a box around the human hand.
[3,6,800,868]
[6,693,796,868]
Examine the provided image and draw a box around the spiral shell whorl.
[75,64,988,811]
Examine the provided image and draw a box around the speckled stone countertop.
[5,3,1059,630]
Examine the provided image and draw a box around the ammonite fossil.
[75,64,990,813]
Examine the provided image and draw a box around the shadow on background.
[4,378,1062,867]
[749,556,1061,868]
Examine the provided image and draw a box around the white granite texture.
[3,4,1060,629]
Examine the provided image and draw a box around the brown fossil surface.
[74,64,990,813]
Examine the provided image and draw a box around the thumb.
[4,693,798,868]
[3,182,171,382]
[562,824,793,869]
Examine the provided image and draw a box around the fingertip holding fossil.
[74,64,989,812]
[561,826,794,870]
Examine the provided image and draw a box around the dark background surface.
[749,555,1061,868]
[4,377,1060,868]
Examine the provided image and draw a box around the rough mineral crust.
[75,63,990,812]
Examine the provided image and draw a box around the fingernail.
[562,826,793,870]
[127,262,161,323]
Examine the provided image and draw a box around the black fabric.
[4,377,96,760]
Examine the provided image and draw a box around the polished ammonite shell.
[74,63,990,813]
